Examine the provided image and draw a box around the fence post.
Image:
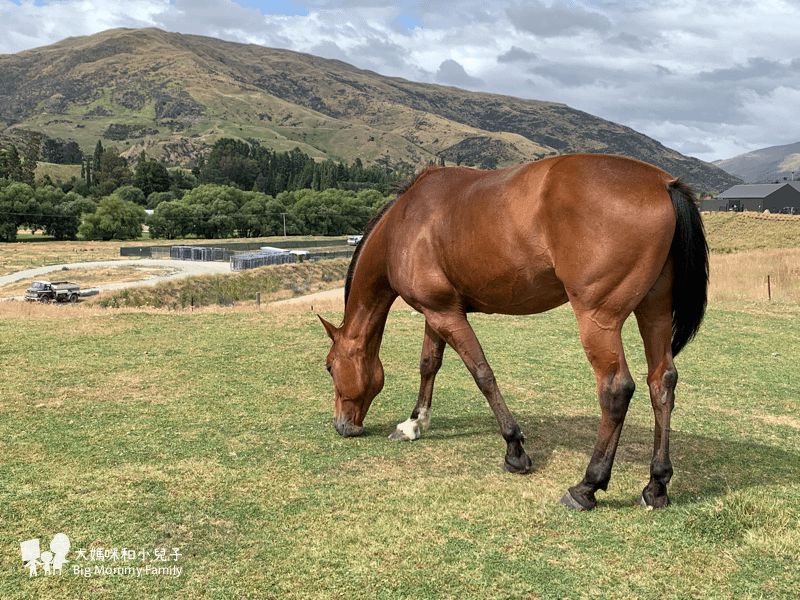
[255,292,261,307]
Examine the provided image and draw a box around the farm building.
[711,182,800,213]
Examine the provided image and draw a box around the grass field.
[1,214,799,598]
[1,299,798,598]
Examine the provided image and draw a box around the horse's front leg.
[390,321,445,441]
[423,311,533,474]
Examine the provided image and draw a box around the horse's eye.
[325,364,332,375]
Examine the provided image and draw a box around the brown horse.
[320,153,708,511]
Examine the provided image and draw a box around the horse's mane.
[344,165,441,307]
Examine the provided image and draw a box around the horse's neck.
[341,234,397,354]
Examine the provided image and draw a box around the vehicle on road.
[24,280,81,303]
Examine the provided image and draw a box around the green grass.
[704,212,800,253]
[1,302,798,598]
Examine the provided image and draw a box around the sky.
[2,0,800,163]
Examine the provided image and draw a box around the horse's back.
[383,155,679,316]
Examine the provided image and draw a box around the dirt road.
[0,259,233,300]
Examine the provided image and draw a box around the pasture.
[1,291,798,598]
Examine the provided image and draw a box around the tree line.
[0,136,402,241]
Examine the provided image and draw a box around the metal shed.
[716,182,800,213]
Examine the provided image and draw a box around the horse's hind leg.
[634,274,678,509]
[423,310,533,474]
[561,312,635,511]
[390,321,445,441]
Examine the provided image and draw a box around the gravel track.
[0,259,233,300]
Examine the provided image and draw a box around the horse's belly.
[459,267,569,316]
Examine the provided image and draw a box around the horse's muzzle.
[334,417,364,438]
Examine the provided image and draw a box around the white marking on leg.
[390,408,432,441]
[393,418,421,441]
[416,407,431,431]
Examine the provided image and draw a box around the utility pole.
[281,213,287,238]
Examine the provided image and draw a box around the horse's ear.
[318,315,339,340]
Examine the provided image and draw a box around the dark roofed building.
[714,182,800,213]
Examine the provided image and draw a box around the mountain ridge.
[0,27,740,192]
[714,142,800,183]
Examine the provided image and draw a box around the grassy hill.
[714,141,800,183]
[1,28,740,191]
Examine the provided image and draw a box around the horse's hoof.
[503,452,533,474]
[637,493,670,510]
[559,490,595,511]
[388,428,411,441]
[388,419,420,441]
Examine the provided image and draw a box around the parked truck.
[25,280,81,303]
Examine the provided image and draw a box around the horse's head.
[320,316,384,437]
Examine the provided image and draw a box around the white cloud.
[2,0,800,161]
[436,59,484,88]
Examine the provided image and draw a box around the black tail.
[668,178,709,357]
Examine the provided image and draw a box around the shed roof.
[717,184,784,199]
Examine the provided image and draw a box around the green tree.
[146,191,174,209]
[70,176,91,198]
[0,182,36,242]
[235,192,300,237]
[113,185,146,206]
[64,194,98,218]
[41,137,64,163]
[168,168,197,199]
[45,190,88,241]
[96,146,132,196]
[290,188,375,235]
[3,145,23,182]
[45,204,80,240]
[182,184,243,238]
[20,132,42,187]
[133,159,171,197]
[146,201,194,240]
[92,140,104,186]
[200,138,259,190]
[79,193,146,240]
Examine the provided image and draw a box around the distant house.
[716,181,800,214]
[713,182,800,213]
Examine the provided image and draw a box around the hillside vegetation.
[714,141,800,183]
[0,27,740,192]
[703,211,800,253]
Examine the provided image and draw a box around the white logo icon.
[20,533,70,577]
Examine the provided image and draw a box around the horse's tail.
[667,178,709,357]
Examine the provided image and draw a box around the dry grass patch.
[710,248,800,303]
[0,239,126,276]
